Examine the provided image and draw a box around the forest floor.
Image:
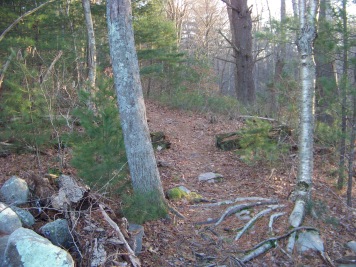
[0,100,356,266]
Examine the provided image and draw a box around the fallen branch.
[215,200,278,227]
[99,204,141,267]
[235,205,285,241]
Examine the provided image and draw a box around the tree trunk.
[338,0,348,190]
[346,53,356,207]
[106,0,165,203]
[224,0,255,105]
[289,0,318,228]
[314,0,337,121]
[270,0,286,116]
[82,0,96,90]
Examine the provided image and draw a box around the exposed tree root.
[268,212,286,233]
[215,200,278,226]
[235,205,285,241]
[191,197,274,208]
[238,226,318,263]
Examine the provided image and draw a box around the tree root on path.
[236,226,319,263]
[234,205,285,241]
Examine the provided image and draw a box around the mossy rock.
[166,187,203,203]
[166,187,188,200]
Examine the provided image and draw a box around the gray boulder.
[296,231,324,254]
[128,224,144,255]
[0,176,29,205]
[0,203,22,234]
[198,172,223,183]
[4,227,74,267]
[10,206,35,227]
[0,235,9,266]
[40,219,74,248]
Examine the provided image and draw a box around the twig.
[235,205,285,241]
[99,204,141,267]
[41,50,63,83]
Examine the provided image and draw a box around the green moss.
[167,187,188,200]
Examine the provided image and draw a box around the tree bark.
[82,0,96,91]
[289,0,318,228]
[106,0,165,202]
[223,0,255,105]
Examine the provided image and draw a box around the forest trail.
[141,101,299,266]
[141,101,349,267]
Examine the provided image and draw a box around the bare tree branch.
[0,0,55,43]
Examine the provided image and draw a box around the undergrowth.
[121,190,168,224]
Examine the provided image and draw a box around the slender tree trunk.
[346,53,356,207]
[66,0,81,87]
[82,0,96,90]
[223,0,255,105]
[314,0,336,122]
[289,0,318,228]
[270,0,286,116]
[106,0,166,203]
[338,0,348,189]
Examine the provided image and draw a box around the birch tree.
[106,0,166,209]
[289,0,319,228]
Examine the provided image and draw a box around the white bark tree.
[289,0,319,228]
[106,0,166,205]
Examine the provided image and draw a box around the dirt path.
[141,101,293,266]
[140,101,356,267]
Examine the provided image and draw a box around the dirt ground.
[0,100,355,267]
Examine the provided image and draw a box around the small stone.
[10,206,35,227]
[0,176,29,206]
[198,172,223,183]
[40,219,74,248]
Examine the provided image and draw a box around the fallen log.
[216,125,292,151]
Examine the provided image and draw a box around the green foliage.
[0,55,58,151]
[156,86,241,115]
[121,190,168,224]
[69,78,127,191]
[236,120,289,166]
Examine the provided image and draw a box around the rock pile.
[0,175,144,267]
